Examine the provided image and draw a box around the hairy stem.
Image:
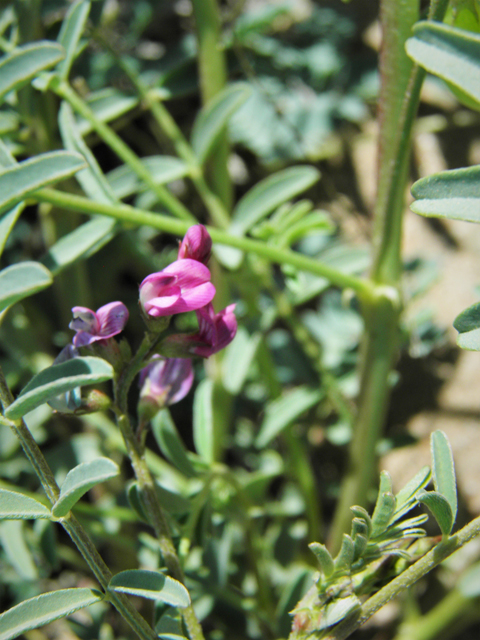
[34,188,373,297]
[324,518,480,640]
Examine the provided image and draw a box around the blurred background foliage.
[2,1,480,639]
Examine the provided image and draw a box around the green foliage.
[109,570,190,608]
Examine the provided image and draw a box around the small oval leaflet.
[108,570,191,608]
[0,588,103,640]
[0,262,53,314]
[0,489,51,520]
[52,457,120,517]
[5,356,114,420]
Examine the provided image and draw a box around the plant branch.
[33,188,374,297]
[324,518,480,640]
[53,81,195,223]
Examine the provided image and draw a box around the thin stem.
[191,0,232,212]
[34,188,374,298]
[112,333,205,640]
[97,50,230,229]
[0,367,158,640]
[322,518,480,640]
[53,81,195,223]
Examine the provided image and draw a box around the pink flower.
[139,357,194,409]
[69,301,129,347]
[190,303,237,357]
[178,224,212,265]
[139,259,216,318]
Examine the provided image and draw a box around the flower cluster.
[62,225,236,415]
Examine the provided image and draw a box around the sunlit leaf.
[416,489,454,536]
[0,262,52,314]
[0,588,102,640]
[52,457,119,517]
[431,430,457,522]
[109,570,190,607]
[0,489,51,520]
[406,21,480,108]
[5,357,114,420]
[0,42,65,103]
[411,166,480,223]
[309,542,334,577]
[0,151,86,215]
[193,379,214,463]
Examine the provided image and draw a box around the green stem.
[53,81,195,222]
[0,367,158,640]
[191,0,232,212]
[34,188,373,297]
[113,333,205,640]
[329,0,449,552]
[322,519,480,640]
[104,53,230,229]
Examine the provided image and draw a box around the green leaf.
[351,517,369,541]
[0,520,38,579]
[309,542,334,577]
[0,42,65,103]
[41,217,117,275]
[0,489,51,520]
[457,326,480,350]
[350,506,372,538]
[59,101,117,204]
[221,327,261,394]
[255,386,322,448]
[392,466,431,523]
[0,203,25,258]
[0,588,102,640]
[0,151,86,215]
[106,156,189,199]
[231,166,321,237]
[416,489,455,536]
[431,430,457,521]
[52,457,119,517]
[0,262,53,313]
[108,570,190,608]
[453,302,480,350]
[411,166,480,223]
[406,21,480,107]
[56,0,90,82]
[151,409,197,477]
[193,378,215,463]
[5,356,114,420]
[76,88,138,135]
[191,83,251,163]
[352,534,368,561]
[371,472,396,537]
[318,595,360,630]
[334,534,355,573]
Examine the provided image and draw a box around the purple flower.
[69,301,129,347]
[178,224,212,265]
[139,357,194,409]
[139,259,216,318]
[191,303,237,357]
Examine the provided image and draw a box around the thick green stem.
[191,0,232,212]
[322,518,480,640]
[53,81,195,222]
[329,0,450,552]
[34,188,373,297]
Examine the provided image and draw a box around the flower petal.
[96,301,129,337]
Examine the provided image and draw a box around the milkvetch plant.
[2,1,480,640]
